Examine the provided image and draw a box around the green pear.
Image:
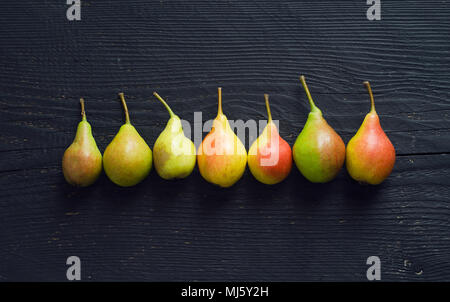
[103,93,152,187]
[62,98,102,187]
[292,76,346,183]
[152,92,196,180]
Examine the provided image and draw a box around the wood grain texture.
[0,0,449,281]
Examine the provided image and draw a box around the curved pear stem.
[364,81,376,113]
[153,92,175,118]
[217,87,223,116]
[80,98,86,121]
[300,75,320,113]
[118,92,130,124]
[264,94,272,122]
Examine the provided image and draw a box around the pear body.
[248,121,292,184]
[198,114,247,188]
[293,111,345,183]
[153,116,196,179]
[346,112,395,184]
[103,123,152,187]
[62,120,102,187]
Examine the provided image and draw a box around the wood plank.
[0,155,449,281]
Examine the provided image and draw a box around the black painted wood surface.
[0,1,449,281]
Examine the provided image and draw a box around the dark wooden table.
[0,1,449,281]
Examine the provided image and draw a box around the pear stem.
[364,81,376,112]
[264,94,272,122]
[80,98,86,121]
[300,75,319,112]
[153,92,175,118]
[217,87,223,116]
[119,92,130,124]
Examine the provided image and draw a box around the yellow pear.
[197,88,247,188]
[152,92,196,180]
[103,93,152,187]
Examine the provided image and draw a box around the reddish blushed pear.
[292,76,346,183]
[197,88,247,188]
[103,93,152,187]
[62,98,102,187]
[346,82,395,184]
[248,94,292,184]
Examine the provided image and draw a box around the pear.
[346,81,396,185]
[152,92,196,180]
[62,98,102,187]
[248,94,292,184]
[197,88,247,188]
[103,93,152,187]
[292,76,346,183]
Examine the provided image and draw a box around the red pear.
[248,94,292,184]
[346,81,396,184]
